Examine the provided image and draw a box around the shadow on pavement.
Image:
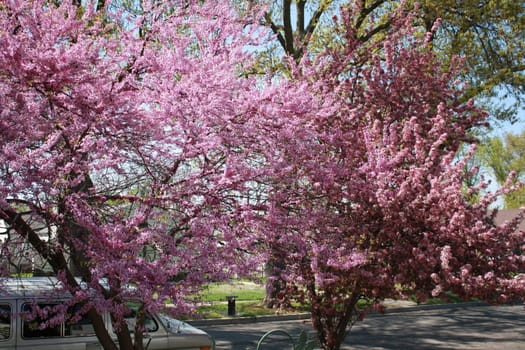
[202,304,525,349]
[347,305,525,349]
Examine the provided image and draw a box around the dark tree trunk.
[310,291,361,350]
[264,243,294,309]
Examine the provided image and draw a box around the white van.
[0,278,215,350]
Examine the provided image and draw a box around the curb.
[188,301,495,327]
[379,301,489,315]
[188,312,311,327]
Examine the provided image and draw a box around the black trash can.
[226,295,238,316]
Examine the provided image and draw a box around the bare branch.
[283,0,294,55]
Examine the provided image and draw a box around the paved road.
[199,304,525,349]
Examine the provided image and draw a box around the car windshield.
[117,304,158,333]
[157,313,184,332]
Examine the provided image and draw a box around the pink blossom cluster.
[0,1,524,350]
[256,4,525,350]
[0,0,314,347]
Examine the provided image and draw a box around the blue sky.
[491,110,525,138]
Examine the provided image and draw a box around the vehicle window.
[22,303,97,338]
[123,305,158,333]
[22,303,61,338]
[65,305,96,337]
[0,305,11,340]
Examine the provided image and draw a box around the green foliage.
[478,130,525,208]
[412,0,525,122]
[255,0,525,123]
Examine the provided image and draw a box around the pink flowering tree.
[0,1,315,349]
[258,6,525,350]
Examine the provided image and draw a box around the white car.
[0,277,214,350]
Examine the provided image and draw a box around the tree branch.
[355,0,387,31]
[358,20,391,42]
[295,0,331,61]
[283,0,294,55]
[264,12,287,50]
[297,0,306,39]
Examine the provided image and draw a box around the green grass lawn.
[199,281,266,302]
[192,281,309,319]
[190,281,468,319]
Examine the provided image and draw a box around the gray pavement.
[193,303,525,349]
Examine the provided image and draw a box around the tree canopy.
[255,4,525,349]
[1,1,524,350]
[479,131,525,208]
[0,1,289,348]
[261,0,525,121]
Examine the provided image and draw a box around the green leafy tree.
[261,0,524,121]
[479,131,525,208]
[415,0,525,122]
